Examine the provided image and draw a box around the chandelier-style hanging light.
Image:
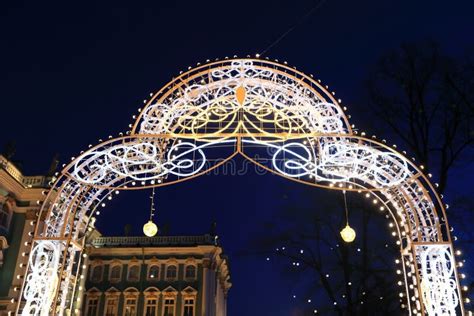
[340,190,356,243]
[143,187,158,237]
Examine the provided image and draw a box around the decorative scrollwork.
[22,241,61,316]
[71,138,236,185]
[138,60,349,139]
[19,59,462,316]
[417,245,460,315]
[318,139,410,187]
[244,138,410,188]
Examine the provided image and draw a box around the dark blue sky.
[2,1,474,315]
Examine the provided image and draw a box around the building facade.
[0,154,231,315]
[75,234,231,316]
[0,155,51,315]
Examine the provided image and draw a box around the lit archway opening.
[18,59,465,315]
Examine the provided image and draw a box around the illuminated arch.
[18,58,465,315]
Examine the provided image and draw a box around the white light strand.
[19,59,462,316]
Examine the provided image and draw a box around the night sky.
[2,1,474,315]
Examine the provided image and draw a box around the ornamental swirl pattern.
[22,241,60,315]
[138,60,348,139]
[18,59,464,316]
[418,245,460,315]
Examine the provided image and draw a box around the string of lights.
[18,57,469,316]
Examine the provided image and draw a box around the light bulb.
[143,220,158,237]
[340,225,356,243]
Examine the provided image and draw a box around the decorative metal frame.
[17,59,465,315]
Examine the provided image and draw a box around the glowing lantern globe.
[143,220,158,237]
[340,224,356,243]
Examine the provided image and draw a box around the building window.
[148,265,160,280]
[123,297,137,316]
[90,265,103,282]
[109,265,122,282]
[0,202,11,231]
[86,297,99,316]
[163,298,175,316]
[145,298,158,316]
[185,265,196,280]
[127,264,140,282]
[166,265,177,281]
[104,297,119,316]
[183,298,195,316]
[144,287,160,316]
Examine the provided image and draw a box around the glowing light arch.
[18,58,466,315]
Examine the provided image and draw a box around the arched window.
[90,264,103,282]
[124,297,137,316]
[104,296,118,316]
[109,265,122,282]
[183,298,195,316]
[123,288,139,316]
[144,287,160,316]
[128,264,140,282]
[104,287,120,316]
[163,298,175,316]
[166,265,177,281]
[181,286,197,316]
[148,265,160,280]
[85,294,100,316]
[185,265,196,279]
[144,297,158,316]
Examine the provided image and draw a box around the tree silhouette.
[249,41,474,315]
[249,189,402,315]
[366,41,474,194]
[366,41,474,308]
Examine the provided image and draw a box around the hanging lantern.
[340,190,356,243]
[143,187,158,237]
[143,220,158,237]
[340,224,356,243]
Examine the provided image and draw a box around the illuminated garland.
[19,59,466,316]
